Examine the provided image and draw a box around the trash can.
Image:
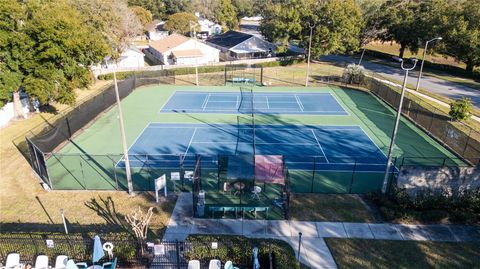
[197,202,205,217]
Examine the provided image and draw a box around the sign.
[45,239,54,248]
[185,171,194,181]
[155,175,167,203]
[171,172,180,181]
[211,242,218,249]
[154,244,165,256]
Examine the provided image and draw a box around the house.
[101,47,145,69]
[206,30,276,61]
[146,20,169,41]
[195,13,222,39]
[146,33,220,65]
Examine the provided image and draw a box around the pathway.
[161,193,480,269]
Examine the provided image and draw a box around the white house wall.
[163,39,219,65]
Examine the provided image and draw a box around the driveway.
[320,55,480,109]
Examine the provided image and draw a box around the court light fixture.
[415,37,442,91]
[381,58,418,194]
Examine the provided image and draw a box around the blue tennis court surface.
[118,123,388,172]
[160,91,348,115]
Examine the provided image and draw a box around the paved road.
[320,55,480,108]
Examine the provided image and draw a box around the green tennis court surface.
[46,85,461,193]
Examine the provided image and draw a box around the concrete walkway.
[162,193,480,268]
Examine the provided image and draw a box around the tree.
[0,0,109,113]
[357,0,386,48]
[260,0,362,57]
[232,0,259,19]
[130,6,153,27]
[71,0,143,59]
[260,0,304,54]
[191,0,219,21]
[377,0,425,58]
[163,0,192,15]
[164,12,199,35]
[449,97,473,121]
[443,0,480,73]
[127,0,166,19]
[215,0,239,30]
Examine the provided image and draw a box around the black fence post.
[260,66,264,86]
[297,232,302,262]
[175,240,181,269]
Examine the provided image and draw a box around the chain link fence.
[362,74,480,166]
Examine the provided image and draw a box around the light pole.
[415,37,442,91]
[189,21,199,86]
[381,58,418,194]
[113,67,133,195]
[305,22,315,87]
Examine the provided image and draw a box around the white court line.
[265,96,270,109]
[158,91,176,112]
[311,129,329,163]
[184,127,198,156]
[114,124,151,167]
[236,95,239,109]
[147,125,363,131]
[294,94,305,112]
[201,93,211,110]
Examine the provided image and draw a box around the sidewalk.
[162,193,480,268]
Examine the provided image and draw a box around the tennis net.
[238,86,253,114]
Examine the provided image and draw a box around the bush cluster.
[367,188,480,224]
[184,235,300,269]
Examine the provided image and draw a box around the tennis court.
[117,123,388,172]
[159,91,348,115]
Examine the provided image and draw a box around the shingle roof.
[149,34,190,53]
[206,30,253,49]
[145,20,163,32]
[172,49,203,58]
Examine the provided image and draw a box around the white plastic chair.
[2,253,21,269]
[34,255,49,269]
[208,259,221,269]
[187,260,200,269]
[224,261,239,269]
[54,255,68,269]
[251,186,262,199]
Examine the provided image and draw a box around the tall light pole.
[415,37,442,91]
[381,58,418,194]
[112,68,134,195]
[305,22,315,87]
[189,21,199,86]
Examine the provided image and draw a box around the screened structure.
[192,155,290,220]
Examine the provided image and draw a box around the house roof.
[149,34,190,53]
[145,20,165,32]
[206,30,253,49]
[172,49,204,58]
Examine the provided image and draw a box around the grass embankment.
[0,81,175,237]
[326,238,480,269]
[289,194,379,222]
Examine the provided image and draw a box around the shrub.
[184,235,300,269]
[342,64,365,84]
[449,97,473,121]
[367,188,480,224]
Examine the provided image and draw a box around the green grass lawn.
[326,238,480,269]
[289,194,379,222]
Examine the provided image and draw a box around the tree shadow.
[84,196,129,234]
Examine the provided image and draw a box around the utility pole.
[381,58,418,194]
